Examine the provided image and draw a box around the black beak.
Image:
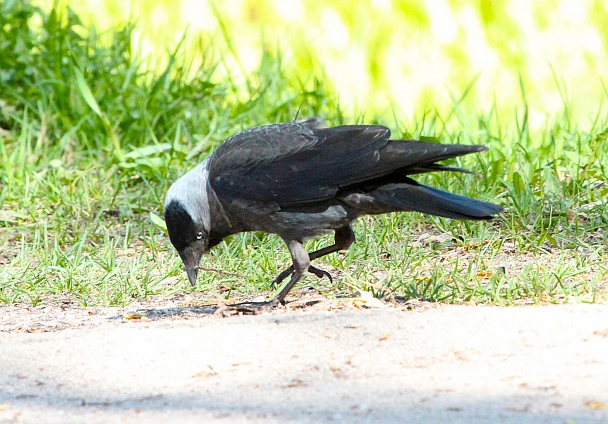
[186,266,199,286]
[179,247,203,287]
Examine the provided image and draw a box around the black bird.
[164,119,502,306]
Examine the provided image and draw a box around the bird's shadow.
[106,294,422,323]
[107,298,327,321]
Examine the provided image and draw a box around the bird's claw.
[307,266,333,283]
[270,266,294,289]
[270,265,333,289]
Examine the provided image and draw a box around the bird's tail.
[343,180,502,220]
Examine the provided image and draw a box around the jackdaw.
[164,119,502,306]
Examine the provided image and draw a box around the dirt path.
[1,302,607,423]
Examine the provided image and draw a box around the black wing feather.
[209,122,485,208]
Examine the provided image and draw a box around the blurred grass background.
[1,0,607,306]
[36,0,608,126]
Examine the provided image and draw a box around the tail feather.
[342,182,503,221]
[376,183,502,220]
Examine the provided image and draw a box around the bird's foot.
[270,265,333,288]
[270,266,294,289]
[307,265,333,283]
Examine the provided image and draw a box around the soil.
[1,296,607,423]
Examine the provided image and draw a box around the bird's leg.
[272,239,311,305]
[271,225,356,288]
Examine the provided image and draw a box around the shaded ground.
[1,300,607,423]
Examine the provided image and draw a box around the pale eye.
[196,232,204,240]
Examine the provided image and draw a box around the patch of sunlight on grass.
[33,0,608,127]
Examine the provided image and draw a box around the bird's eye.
[196,232,204,240]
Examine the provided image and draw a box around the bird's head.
[164,163,212,286]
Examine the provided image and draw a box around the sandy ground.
[1,301,608,424]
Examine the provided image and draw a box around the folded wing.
[208,122,490,210]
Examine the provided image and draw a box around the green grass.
[1,1,607,307]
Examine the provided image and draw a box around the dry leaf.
[217,284,231,293]
[284,378,306,388]
[191,366,217,378]
[379,332,392,341]
[351,290,386,309]
[353,299,364,309]
[401,360,431,369]
[345,324,363,329]
[593,328,608,338]
[123,313,147,320]
[585,401,606,410]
